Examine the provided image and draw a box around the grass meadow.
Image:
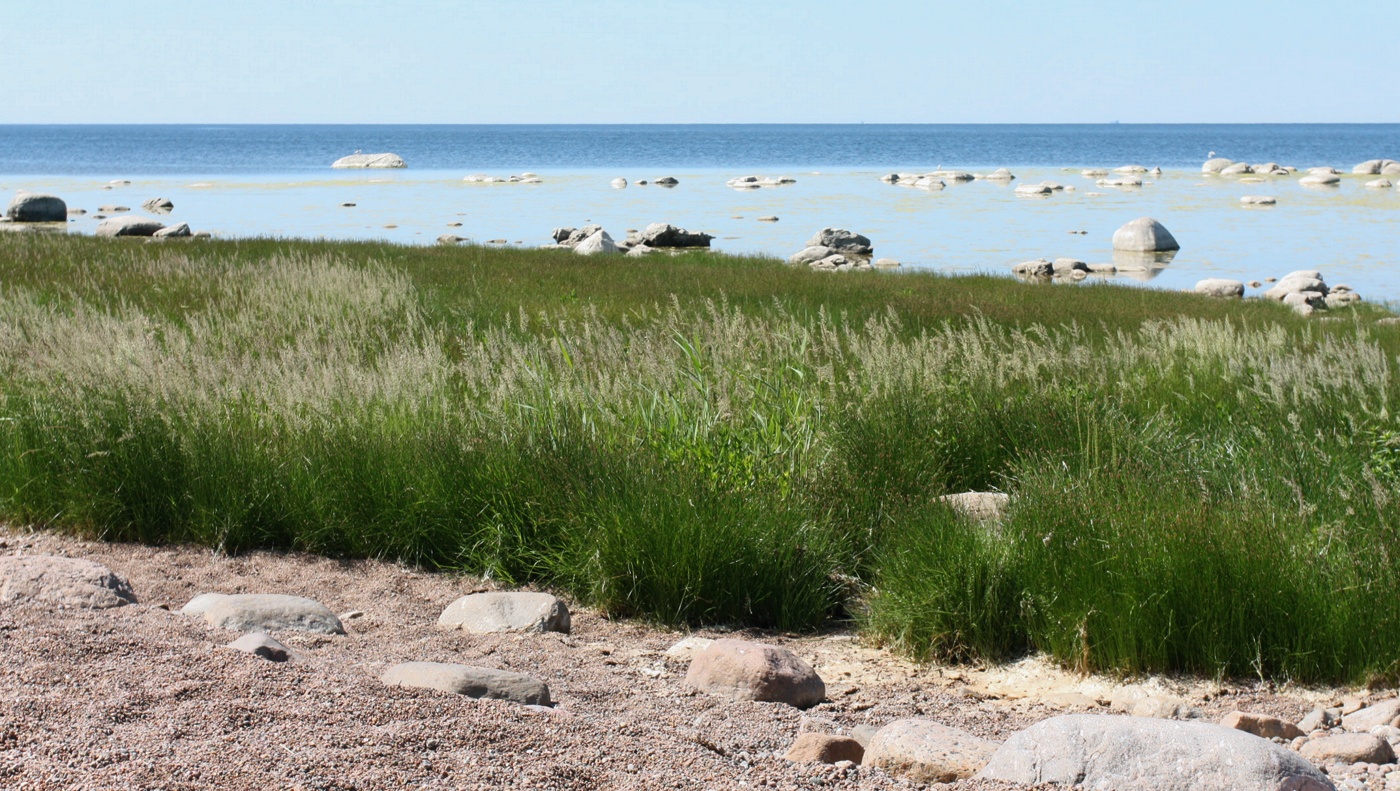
[3,232,1400,683]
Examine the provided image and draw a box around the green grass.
[2,232,1399,682]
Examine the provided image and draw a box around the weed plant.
[2,233,1398,682]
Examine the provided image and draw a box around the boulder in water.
[6,191,67,222]
[1112,217,1179,252]
[331,153,406,169]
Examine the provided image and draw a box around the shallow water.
[8,166,1398,300]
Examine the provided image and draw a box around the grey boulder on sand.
[437,591,571,634]
[685,638,825,709]
[6,191,67,222]
[96,215,166,238]
[865,719,1000,783]
[976,714,1333,791]
[227,632,295,662]
[0,555,136,609]
[182,593,345,635]
[331,153,406,169]
[382,662,551,706]
[1112,217,1179,252]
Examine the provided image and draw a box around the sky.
[3,0,1397,124]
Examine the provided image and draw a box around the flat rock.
[1240,195,1276,205]
[141,197,174,214]
[1299,173,1341,186]
[332,153,406,169]
[1221,711,1305,740]
[182,593,344,634]
[789,246,832,264]
[976,714,1332,791]
[1012,259,1053,278]
[684,638,824,709]
[784,733,865,764]
[637,223,712,248]
[866,719,999,783]
[0,555,136,609]
[1365,179,1393,188]
[1195,278,1245,298]
[95,215,165,238]
[382,662,551,706]
[1299,733,1396,765]
[1112,217,1180,252]
[227,632,294,662]
[938,491,1009,522]
[757,215,779,222]
[7,191,67,222]
[1343,699,1400,732]
[437,234,466,245]
[437,591,571,634]
[664,636,715,660]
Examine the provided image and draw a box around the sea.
[2,124,1398,299]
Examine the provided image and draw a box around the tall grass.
[2,233,1399,681]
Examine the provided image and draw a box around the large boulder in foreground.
[866,719,1000,782]
[7,191,67,222]
[382,662,551,706]
[96,215,165,238]
[0,555,136,609]
[976,714,1333,791]
[182,593,345,635]
[1112,217,1180,252]
[684,638,824,708]
[805,228,872,256]
[331,153,406,169]
[437,591,571,634]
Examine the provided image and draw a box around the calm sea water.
[2,125,1398,299]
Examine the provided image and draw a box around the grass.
[2,232,1400,682]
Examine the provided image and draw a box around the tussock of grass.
[2,233,1399,682]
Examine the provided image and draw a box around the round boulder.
[684,638,824,709]
[6,192,68,222]
[1194,279,1245,298]
[0,555,136,609]
[785,733,865,764]
[1299,733,1396,766]
[437,591,571,634]
[1112,217,1180,252]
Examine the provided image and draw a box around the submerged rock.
[332,153,406,169]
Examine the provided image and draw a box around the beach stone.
[1300,734,1396,766]
[664,636,715,660]
[0,555,136,609]
[912,177,945,190]
[653,176,679,185]
[805,228,872,255]
[685,638,824,708]
[785,733,865,765]
[1266,275,1329,301]
[976,714,1332,791]
[182,593,345,635]
[6,191,67,222]
[1112,217,1180,252]
[625,244,655,257]
[1299,708,1342,733]
[1365,179,1393,189]
[1221,711,1305,740]
[1098,176,1144,187]
[865,719,999,783]
[610,177,627,188]
[1012,259,1053,278]
[1326,291,1361,308]
[637,223,713,248]
[1014,183,1052,196]
[1220,162,1254,175]
[930,170,975,181]
[1384,163,1400,175]
[1052,257,1088,275]
[1195,278,1245,298]
[1300,173,1341,186]
[153,222,191,239]
[1240,195,1277,205]
[437,234,466,245]
[573,229,620,256]
[757,215,779,222]
[438,591,571,634]
[95,215,165,238]
[1115,165,1149,173]
[141,197,173,214]
[382,662,551,706]
[872,258,901,268]
[331,153,406,169]
[226,632,293,662]
[1309,167,1342,175]
[1284,291,1326,311]
[851,724,881,749]
[815,254,850,269]
[984,168,1015,181]
[1353,160,1387,175]
[1344,700,1400,732]
[789,245,832,264]
[938,491,1009,522]
[1083,168,1109,177]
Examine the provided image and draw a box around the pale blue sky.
[3,0,1396,124]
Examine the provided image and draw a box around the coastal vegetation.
[2,233,1398,684]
